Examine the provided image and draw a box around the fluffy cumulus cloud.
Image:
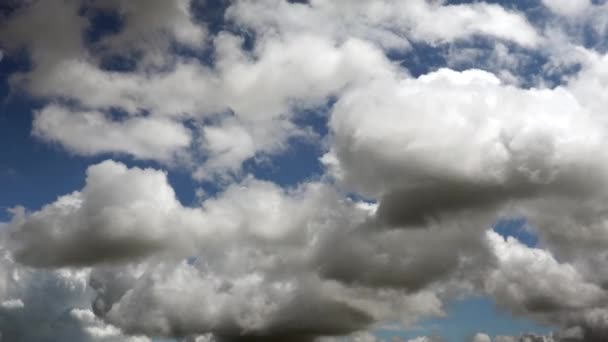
[4,0,608,341]
[321,50,608,337]
[4,160,445,340]
[485,232,605,321]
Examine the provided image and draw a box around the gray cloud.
[314,220,493,291]
[8,161,184,267]
[374,180,533,228]
[0,246,148,342]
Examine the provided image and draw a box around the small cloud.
[1,298,25,309]
[471,333,491,342]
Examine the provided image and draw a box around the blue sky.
[377,297,552,342]
[2,1,608,342]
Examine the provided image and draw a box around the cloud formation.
[5,160,445,339]
[3,0,608,341]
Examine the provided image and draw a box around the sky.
[2,0,608,341]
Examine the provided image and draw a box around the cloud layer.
[3,0,608,341]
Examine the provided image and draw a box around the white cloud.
[326,66,607,228]
[407,337,444,342]
[471,333,491,342]
[0,0,540,180]
[33,105,192,162]
[5,23,396,177]
[227,0,540,48]
[485,231,604,316]
[10,160,348,266]
[1,298,24,309]
[542,0,591,17]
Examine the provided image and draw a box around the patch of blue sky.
[243,135,325,188]
[245,101,332,186]
[394,35,581,89]
[375,296,553,342]
[191,0,233,36]
[81,4,124,45]
[387,41,447,77]
[493,217,538,248]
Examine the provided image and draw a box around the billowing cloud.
[8,160,194,267]
[4,0,608,341]
[485,231,605,316]
[326,67,608,231]
[8,160,350,266]
[6,160,445,339]
[0,245,148,342]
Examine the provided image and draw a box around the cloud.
[227,0,540,48]
[89,0,207,56]
[8,160,189,267]
[491,330,586,342]
[325,66,608,233]
[0,0,541,181]
[5,1,608,341]
[6,160,447,340]
[542,0,591,17]
[317,36,608,340]
[0,244,146,342]
[479,231,608,341]
[98,264,372,338]
[485,231,605,316]
[406,337,445,342]
[1,0,396,179]
[471,333,492,342]
[33,105,192,162]
[313,214,494,292]
[8,160,351,266]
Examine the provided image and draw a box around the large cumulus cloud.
[325,67,608,222]
[321,54,608,340]
[5,160,446,340]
